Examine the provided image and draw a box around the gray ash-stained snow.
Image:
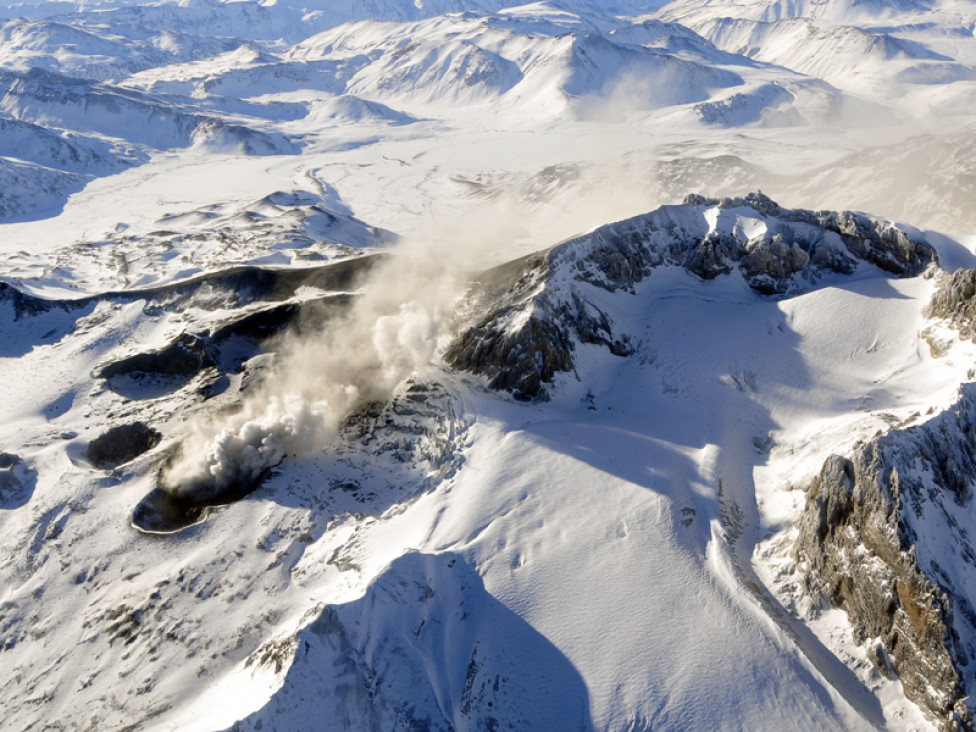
[86,422,162,470]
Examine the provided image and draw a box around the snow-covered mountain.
[3,1,976,731]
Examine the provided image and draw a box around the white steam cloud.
[161,242,460,501]
[160,155,664,502]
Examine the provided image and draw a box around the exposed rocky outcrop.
[445,252,574,400]
[95,293,357,400]
[566,192,933,293]
[796,384,976,731]
[100,333,213,383]
[3,255,377,323]
[0,281,80,320]
[341,380,466,489]
[928,268,976,341]
[1,255,377,365]
[131,379,465,535]
[448,192,936,399]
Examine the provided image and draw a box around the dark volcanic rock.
[137,463,271,534]
[739,233,811,295]
[796,385,976,731]
[797,453,964,729]
[685,230,735,280]
[131,487,209,534]
[0,280,78,319]
[98,333,214,398]
[87,422,162,469]
[3,254,376,326]
[0,257,372,362]
[118,254,379,310]
[687,192,936,281]
[444,251,631,400]
[447,306,575,400]
[447,192,936,400]
[98,292,356,400]
[445,252,565,400]
[100,333,211,381]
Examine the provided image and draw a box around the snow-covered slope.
[0,188,966,732]
[660,0,976,109]
[282,12,748,116]
[0,17,242,81]
[3,1,976,731]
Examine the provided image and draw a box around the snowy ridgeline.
[1,0,974,225]
[0,4,748,218]
[448,191,934,399]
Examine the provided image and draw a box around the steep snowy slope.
[0,115,131,174]
[659,0,938,24]
[0,0,670,39]
[0,65,302,219]
[659,0,976,107]
[0,114,138,219]
[0,1,846,222]
[283,12,747,116]
[693,17,973,91]
[0,69,300,151]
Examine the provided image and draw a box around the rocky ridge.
[447,192,936,399]
[446,191,976,728]
[792,268,976,732]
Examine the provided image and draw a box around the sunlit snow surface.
[1,0,976,730]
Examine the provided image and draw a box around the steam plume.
[160,158,662,501]
[160,244,459,500]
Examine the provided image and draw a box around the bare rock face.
[688,192,936,282]
[788,272,976,730]
[445,248,634,400]
[796,384,976,731]
[446,308,575,400]
[447,192,936,400]
[928,268,976,341]
[797,451,969,730]
[100,333,212,382]
[444,252,568,400]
